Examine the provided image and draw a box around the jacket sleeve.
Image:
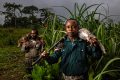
[21,44,26,52]
[21,42,30,52]
[87,43,102,60]
[46,51,62,64]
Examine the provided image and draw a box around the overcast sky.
[0,0,120,24]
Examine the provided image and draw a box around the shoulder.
[36,36,45,45]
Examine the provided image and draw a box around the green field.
[0,23,120,80]
[0,3,120,80]
[0,28,32,80]
[0,27,62,80]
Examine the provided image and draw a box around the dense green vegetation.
[0,28,29,79]
[0,3,120,80]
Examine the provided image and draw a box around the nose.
[69,26,74,31]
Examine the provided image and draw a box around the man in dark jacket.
[41,19,102,80]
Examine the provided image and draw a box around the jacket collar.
[65,36,83,42]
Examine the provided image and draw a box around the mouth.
[67,32,76,36]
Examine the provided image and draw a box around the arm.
[87,43,102,60]
[41,49,62,64]
[46,42,64,64]
[46,51,61,64]
[21,41,30,52]
[36,38,45,51]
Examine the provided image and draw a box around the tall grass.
[93,57,120,80]
[42,15,65,49]
[0,28,31,47]
[32,3,120,80]
[0,3,119,80]
[32,15,65,80]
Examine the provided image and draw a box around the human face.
[30,30,37,39]
[65,20,79,37]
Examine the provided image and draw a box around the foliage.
[48,3,120,80]
[0,28,31,47]
[30,3,120,80]
[0,28,43,79]
[0,3,120,80]
[1,2,54,27]
[22,5,38,16]
[31,15,65,80]
[93,57,120,80]
[32,63,59,80]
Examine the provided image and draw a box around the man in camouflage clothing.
[21,28,45,74]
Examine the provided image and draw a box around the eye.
[66,26,70,28]
[73,25,78,28]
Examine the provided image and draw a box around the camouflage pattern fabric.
[21,36,45,74]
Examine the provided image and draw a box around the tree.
[38,8,55,27]
[3,2,22,27]
[22,5,38,17]
[22,5,39,24]
[3,2,22,17]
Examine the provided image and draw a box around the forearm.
[21,43,30,52]
[21,45,26,52]
[91,44,102,60]
[46,51,61,64]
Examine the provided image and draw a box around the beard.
[31,35,37,40]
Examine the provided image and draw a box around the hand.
[54,48,60,51]
[88,37,98,46]
[40,51,49,58]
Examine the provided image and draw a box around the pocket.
[76,48,86,63]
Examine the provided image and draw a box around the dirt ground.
[0,51,26,80]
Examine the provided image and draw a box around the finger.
[43,51,45,53]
